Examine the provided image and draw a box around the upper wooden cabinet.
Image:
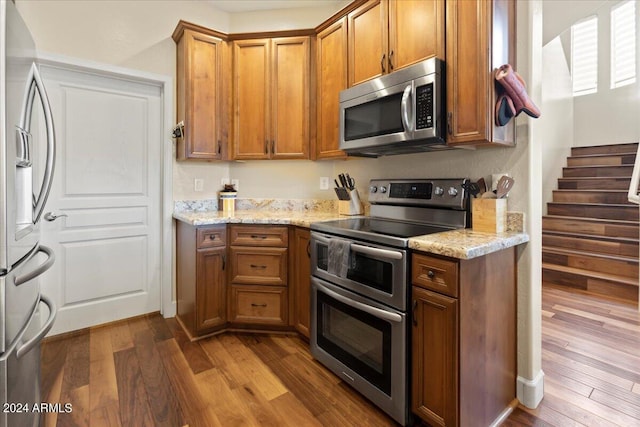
[173,22,229,160]
[445,0,516,147]
[347,0,444,86]
[315,18,348,159]
[232,37,311,160]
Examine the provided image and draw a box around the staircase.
[542,142,640,303]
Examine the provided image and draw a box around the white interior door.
[38,63,163,335]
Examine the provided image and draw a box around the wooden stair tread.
[542,263,639,286]
[554,189,630,193]
[548,202,638,208]
[558,176,632,180]
[542,246,639,264]
[568,152,637,158]
[564,165,634,170]
[542,230,639,244]
[543,214,639,225]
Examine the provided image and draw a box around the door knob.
[44,212,67,222]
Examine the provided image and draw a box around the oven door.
[310,232,407,311]
[310,277,407,425]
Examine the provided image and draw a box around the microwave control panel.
[415,83,433,130]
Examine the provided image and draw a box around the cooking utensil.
[338,174,348,189]
[345,174,355,190]
[496,175,514,198]
[477,177,487,194]
[334,187,350,200]
[462,181,481,198]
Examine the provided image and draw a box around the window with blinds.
[611,0,636,89]
[571,16,598,96]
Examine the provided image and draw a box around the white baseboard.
[517,370,545,408]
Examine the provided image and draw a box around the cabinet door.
[271,37,310,159]
[233,39,271,159]
[177,29,225,160]
[348,0,388,86]
[388,0,444,71]
[292,228,311,337]
[445,0,490,145]
[196,246,227,331]
[412,286,458,427]
[316,18,347,159]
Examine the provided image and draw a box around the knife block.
[472,198,507,233]
[339,189,364,216]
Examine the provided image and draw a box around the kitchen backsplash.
[174,198,338,213]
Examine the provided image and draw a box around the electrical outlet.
[231,179,239,191]
[194,178,204,192]
[320,177,330,190]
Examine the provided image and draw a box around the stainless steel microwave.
[339,57,447,157]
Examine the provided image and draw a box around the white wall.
[541,37,574,211]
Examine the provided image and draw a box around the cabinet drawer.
[412,253,459,298]
[229,225,288,247]
[230,247,287,286]
[229,285,288,326]
[197,226,226,249]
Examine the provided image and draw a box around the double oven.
[310,178,469,426]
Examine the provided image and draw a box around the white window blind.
[611,0,636,88]
[571,16,598,96]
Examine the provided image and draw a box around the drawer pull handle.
[251,303,267,308]
[251,235,267,239]
[250,264,267,269]
[208,235,216,240]
[412,300,418,326]
[427,270,435,279]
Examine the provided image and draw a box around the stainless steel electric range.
[309,178,470,426]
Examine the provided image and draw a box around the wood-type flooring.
[40,284,640,426]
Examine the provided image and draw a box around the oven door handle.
[350,243,403,260]
[316,279,403,323]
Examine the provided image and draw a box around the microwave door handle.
[21,63,56,224]
[400,84,413,132]
[314,279,402,323]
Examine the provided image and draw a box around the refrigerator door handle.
[13,245,55,286]
[16,294,57,359]
[20,62,56,224]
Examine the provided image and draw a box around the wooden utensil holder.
[339,189,364,216]
[472,198,507,233]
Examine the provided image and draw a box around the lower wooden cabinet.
[411,249,517,427]
[411,286,458,427]
[228,225,289,328]
[291,227,311,337]
[176,222,227,337]
[229,285,288,326]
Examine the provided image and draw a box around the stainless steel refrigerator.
[1,1,57,426]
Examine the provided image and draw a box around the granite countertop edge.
[173,209,529,259]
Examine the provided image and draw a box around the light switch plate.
[194,178,204,192]
[320,177,330,190]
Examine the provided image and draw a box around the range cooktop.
[311,217,454,248]
[312,178,471,248]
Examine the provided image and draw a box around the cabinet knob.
[427,270,435,279]
[209,235,216,240]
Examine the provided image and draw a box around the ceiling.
[208,0,345,13]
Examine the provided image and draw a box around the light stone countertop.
[173,209,348,228]
[174,209,529,260]
[408,229,529,259]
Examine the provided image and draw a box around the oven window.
[347,252,393,294]
[344,93,404,141]
[317,290,391,395]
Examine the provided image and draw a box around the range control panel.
[368,178,469,209]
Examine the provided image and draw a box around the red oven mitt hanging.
[494,64,540,126]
